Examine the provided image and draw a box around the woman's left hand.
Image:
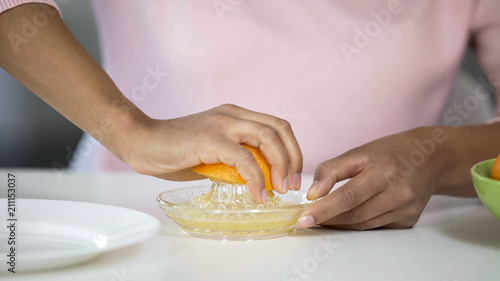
[296,126,482,230]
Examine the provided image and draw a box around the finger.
[202,139,268,203]
[257,117,302,190]
[225,118,291,194]
[220,104,303,190]
[249,122,290,194]
[297,171,383,228]
[307,154,367,200]
[320,191,391,226]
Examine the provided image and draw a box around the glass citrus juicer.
[157,145,314,240]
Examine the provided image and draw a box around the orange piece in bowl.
[193,144,274,190]
[491,153,500,181]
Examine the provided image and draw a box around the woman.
[1,0,499,230]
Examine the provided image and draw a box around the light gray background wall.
[0,1,496,168]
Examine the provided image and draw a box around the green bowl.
[471,158,500,220]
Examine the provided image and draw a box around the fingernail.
[291,173,301,190]
[297,215,315,229]
[261,189,268,203]
[282,176,289,193]
[307,180,318,199]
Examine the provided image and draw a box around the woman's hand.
[122,104,303,203]
[0,5,302,203]
[297,125,499,230]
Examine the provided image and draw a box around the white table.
[1,169,499,281]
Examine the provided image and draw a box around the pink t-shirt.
[2,0,500,174]
[0,0,59,12]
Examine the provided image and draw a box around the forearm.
[432,123,500,196]
[0,3,148,162]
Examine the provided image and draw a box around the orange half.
[491,153,500,181]
[193,144,274,190]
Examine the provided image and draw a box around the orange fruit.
[491,153,500,181]
[193,144,274,190]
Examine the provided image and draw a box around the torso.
[90,0,474,173]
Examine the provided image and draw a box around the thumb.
[307,153,367,200]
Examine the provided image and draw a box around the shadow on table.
[438,208,500,250]
[8,243,146,278]
[291,226,354,238]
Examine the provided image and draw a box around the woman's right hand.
[122,104,303,203]
[0,5,302,203]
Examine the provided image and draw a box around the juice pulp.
[189,181,284,210]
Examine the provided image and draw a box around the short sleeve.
[470,0,500,117]
[0,0,61,17]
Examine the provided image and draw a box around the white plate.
[0,199,160,272]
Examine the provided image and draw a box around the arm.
[0,3,144,162]
[298,124,500,230]
[0,4,303,202]
[297,1,500,230]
